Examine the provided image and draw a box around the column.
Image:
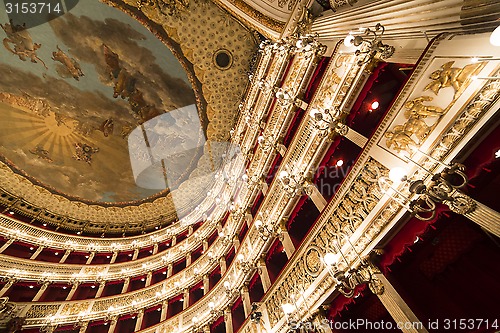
[203,275,210,295]
[188,226,194,236]
[78,322,88,333]
[241,284,252,318]
[224,308,234,333]
[134,309,144,332]
[29,246,44,260]
[85,252,95,265]
[110,251,118,264]
[202,240,209,252]
[261,180,269,195]
[276,142,287,157]
[233,236,240,251]
[59,249,71,264]
[32,282,49,301]
[160,300,168,321]
[171,236,177,247]
[332,123,368,148]
[107,317,117,333]
[463,200,500,238]
[305,183,328,212]
[122,277,130,293]
[95,281,106,298]
[278,227,296,259]
[220,257,227,275]
[257,257,272,292]
[65,282,80,301]
[182,289,190,310]
[245,210,253,227]
[132,248,139,260]
[153,243,159,255]
[167,263,173,278]
[373,272,429,333]
[0,279,17,297]
[0,239,14,254]
[145,271,153,287]
[186,253,192,266]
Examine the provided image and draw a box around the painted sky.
[0,0,202,203]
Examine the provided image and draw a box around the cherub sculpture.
[385,127,418,154]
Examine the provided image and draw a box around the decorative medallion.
[303,245,323,277]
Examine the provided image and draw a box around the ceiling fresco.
[0,0,256,232]
[0,1,203,203]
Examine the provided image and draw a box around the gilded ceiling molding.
[209,0,286,39]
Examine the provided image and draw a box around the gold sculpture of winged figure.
[424,61,482,97]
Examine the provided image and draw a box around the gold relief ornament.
[304,245,323,277]
[385,96,445,154]
[424,61,483,97]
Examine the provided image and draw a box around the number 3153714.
[5,2,62,14]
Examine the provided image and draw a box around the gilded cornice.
[210,0,286,38]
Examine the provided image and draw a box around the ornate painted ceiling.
[0,0,257,232]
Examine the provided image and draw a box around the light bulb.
[324,252,338,266]
[282,303,294,314]
[344,34,355,47]
[490,25,500,46]
[389,167,407,183]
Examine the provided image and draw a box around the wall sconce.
[257,134,284,153]
[256,79,274,95]
[379,152,474,221]
[294,33,327,55]
[279,170,311,197]
[223,281,238,299]
[323,233,383,297]
[309,108,349,135]
[237,254,256,273]
[274,87,302,108]
[344,24,395,65]
[254,219,278,241]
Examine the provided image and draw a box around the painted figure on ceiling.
[1,19,47,69]
[52,45,85,81]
